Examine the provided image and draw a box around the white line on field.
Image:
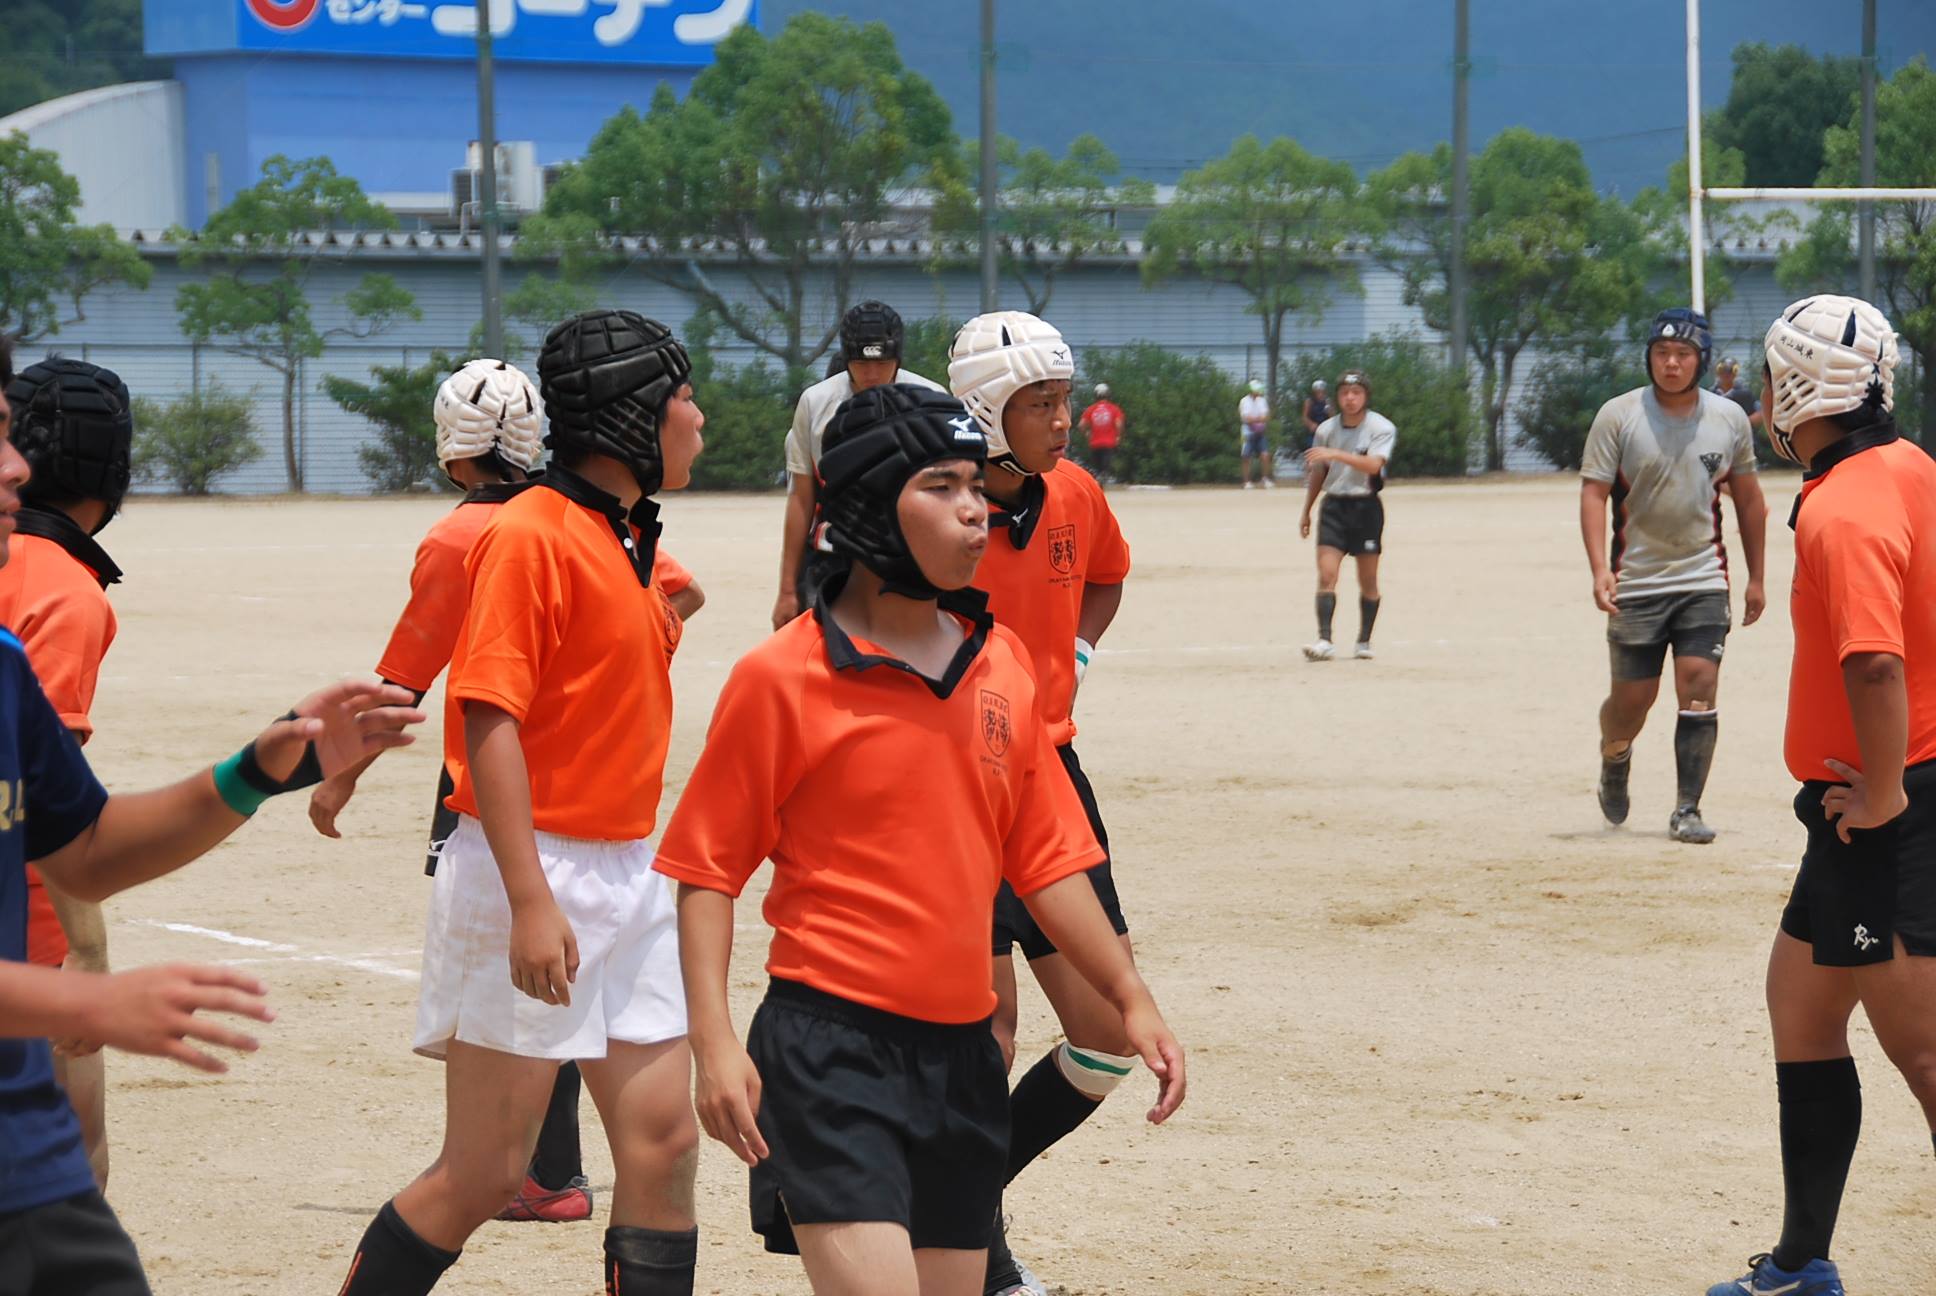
[129,920,420,982]
[1099,635,1569,657]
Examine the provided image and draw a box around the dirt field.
[82,477,1933,1295]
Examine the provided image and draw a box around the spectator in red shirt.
[1078,384,1124,484]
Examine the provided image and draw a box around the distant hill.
[765,0,1935,194]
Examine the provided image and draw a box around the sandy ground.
[76,477,1934,1295]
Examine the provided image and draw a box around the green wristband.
[213,749,271,818]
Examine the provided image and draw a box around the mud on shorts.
[993,745,1128,960]
[1607,589,1730,681]
[1781,760,1936,966]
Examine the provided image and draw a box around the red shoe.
[495,1174,594,1222]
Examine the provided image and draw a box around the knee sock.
[1006,1044,1136,1182]
[1316,592,1337,642]
[338,1200,460,1296]
[1674,709,1719,809]
[1358,597,1381,645]
[529,1061,584,1191]
[1772,1057,1861,1272]
[604,1225,696,1296]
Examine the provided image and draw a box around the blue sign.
[147,0,756,66]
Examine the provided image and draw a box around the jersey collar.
[989,473,1049,549]
[13,505,122,588]
[463,478,533,505]
[812,570,994,699]
[538,466,659,586]
[1789,419,1901,531]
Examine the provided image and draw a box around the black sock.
[1316,592,1337,642]
[1674,709,1719,809]
[1358,597,1381,645]
[1771,1057,1861,1272]
[984,1206,1021,1290]
[529,1061,584,1191]
[1006,1049,1104,1183]
[338,1200,460,1296]
[604,1225,696,1296]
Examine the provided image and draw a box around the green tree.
[465,271,599,366]
[540,13,956,372]
[681,311,792,491]
[1710,43,1861,189]
[173,156,420,492]
[1514,344,1638,471]
[1632,135,1758,331]
[900,317,962,388]
[131,382,263,495]
[1778,58,1936,439]
[1285,335,1477,478]
[1143,135,1364,432]
[1073,344,1241,485]
[0,0,168,118]
[1369,129,1654,470]
[935,134,1153,316]
[0,132,151,341]
[323,350,460,493]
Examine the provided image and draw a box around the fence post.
[191,342,201,397]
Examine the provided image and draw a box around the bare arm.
[1308,448,1387,476]
[1076,582,1124,646]
[1819,653,1910,843]
[677,883,770,1165]
[0,960,272,1072]
[1730,472,1770,624]
[1579,478,1617,613]
[773,473,817,628]
[1300,463,1328,538]
[466,701,576,1006]
[43,883,106,972]
[670,579,706,622]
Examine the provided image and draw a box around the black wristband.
[251,710,325,794]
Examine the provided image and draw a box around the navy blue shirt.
[0,627,109,1212]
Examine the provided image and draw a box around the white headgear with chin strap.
[1761,296,1899,464]
[435,358,545,472]
[947,312,1075,476]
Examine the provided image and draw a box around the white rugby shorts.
[413,815,686,1060]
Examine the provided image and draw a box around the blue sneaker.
[1706,1252,1845,1296]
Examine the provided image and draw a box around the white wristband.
[1073,637,1095,685]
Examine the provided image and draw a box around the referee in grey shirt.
[1300,369,1395,661]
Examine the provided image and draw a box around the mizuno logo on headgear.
[949,416,982,443]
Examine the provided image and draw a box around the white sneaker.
[1354,642,1374,659]
[1262,477,1277,489]
[1303,639,1335,661]
[1243,480,1256,490]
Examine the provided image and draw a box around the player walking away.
[1300,369,1394,662]
[1239,379,1274,489]
[947,312,1146,1296]
[0,358,134,1190]
[655,382,1185,1296]
[1703,297,1934,1296]
[335,312,707,1296]
[1076,383,1123,483]
[1714,356,1764,431]
[1302,379,1331,438]
[772,300,946,629]
[1579,308,1768,845]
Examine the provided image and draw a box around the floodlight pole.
[477,5,504,358]
[1859,0,1876,301]
[979,0,999,313]
[1448,0,1469,385]
[1684,0,1705,316]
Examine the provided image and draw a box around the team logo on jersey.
[662,599,683,656]
[979,689,1013,757]
[1700,452,1724,475]
[1048,524,1078,575]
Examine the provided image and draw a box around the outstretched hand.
[78,964,274,1073]
[1123,1000,1187,1125]
[254,680,424,785]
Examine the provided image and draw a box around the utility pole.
[1859,0,1877,301]
[476,2,504,358]
[979,0,999,313]
[1449,0,1469,385]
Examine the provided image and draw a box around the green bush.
[131,382,265,494]
[1284,335,1478,478]
[1075,343,1243,484]
[900,316,962,387]
[1515,346,1638,471]
[684,325,795,491]
[324,351,460,492]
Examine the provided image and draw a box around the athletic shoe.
[1243,481,1256,490]
[495,1174,593,1223]
[1598,750,1632,825]
[985,1213,1049,1296]
[1353,642,1374,660]
[1303,639,1335,662]
[1262,477,1277,489]
[1670,804,1717,844]
[1705,1252,1845,1296]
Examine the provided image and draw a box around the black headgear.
[1647,307,1712,386]
[840,300,904,366]
[818,383,986,599]
[538,310,691,495]
[1337,368,1371,403]
[4,358,134,530]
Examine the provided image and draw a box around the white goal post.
[1684,0,1936,314]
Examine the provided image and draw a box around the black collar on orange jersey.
[463,478,534,506]
[538,466,659,586]
[13,505,121,589]
[812,570,993,700]
[1789,419,1900,531]
[988,473,1048,549]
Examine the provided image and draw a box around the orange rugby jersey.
[974,460,1130,746]
[654,590,1104,1024]
[1787,431,1936,781]
[445,470,682,841]
[0,511,121,967]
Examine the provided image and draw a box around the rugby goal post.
[1683,0,1936,315]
